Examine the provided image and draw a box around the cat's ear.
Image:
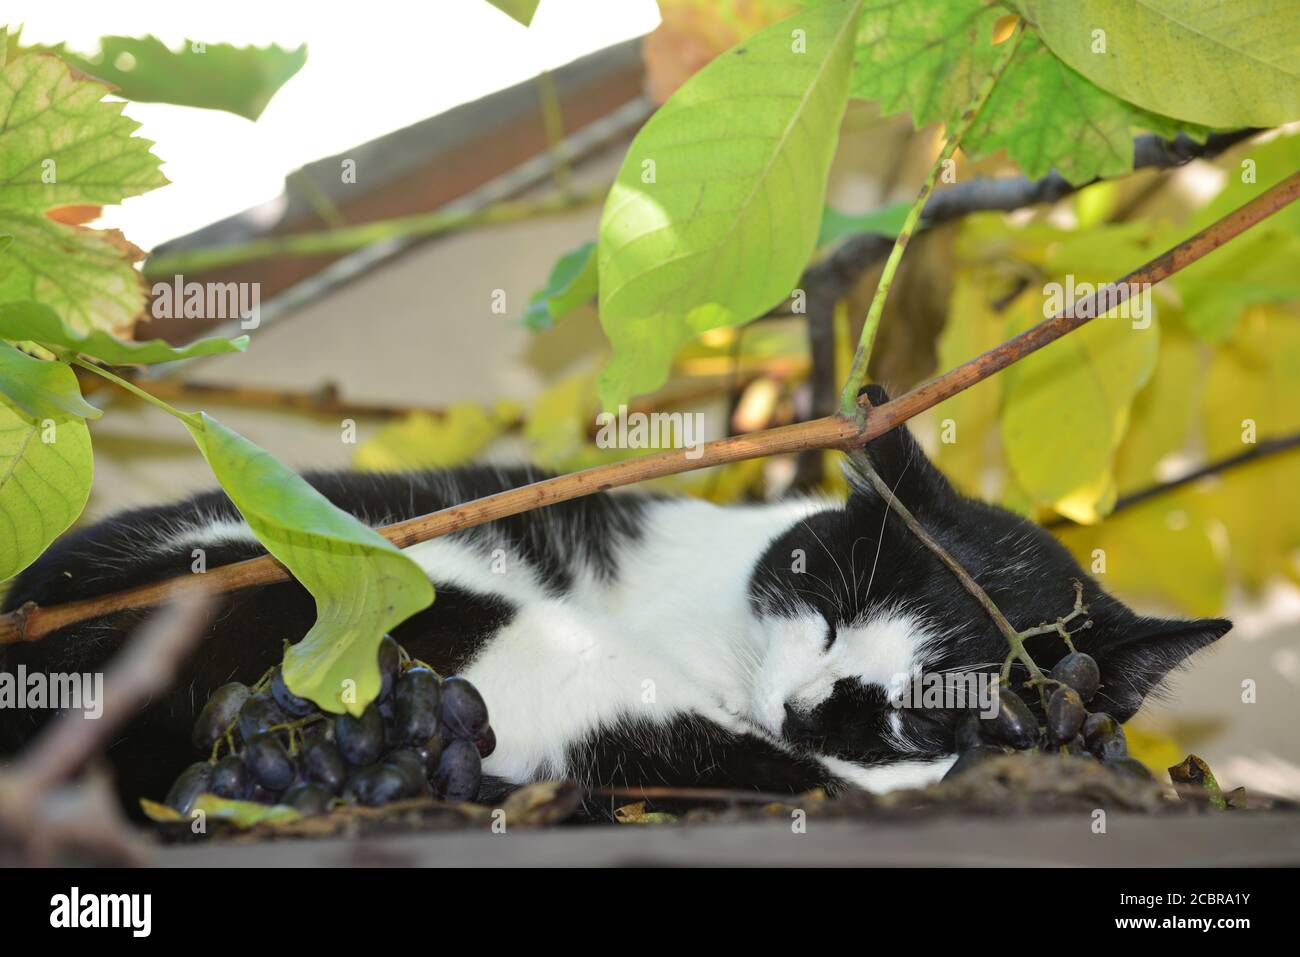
[1086,616,1232,721]
[846,385,956,512]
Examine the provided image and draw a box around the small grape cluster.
[946,651,1152,781]
[164,636,495,817]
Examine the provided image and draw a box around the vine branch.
[2,167,1296,647]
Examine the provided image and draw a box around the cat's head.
[745,385,1230,790]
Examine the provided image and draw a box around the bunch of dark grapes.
[946,650,1153,782]
[164,636,495,817]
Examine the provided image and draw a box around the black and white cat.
[0,388,1230,807]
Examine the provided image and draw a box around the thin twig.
[1,169,1297,647]
[142,184,607,278]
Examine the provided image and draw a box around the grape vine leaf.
[0,219,148,338]
[58,37,306,121]
[484,1,541,27]
[0,343,101,420]
[523,240,597,331]
[182,413,434,715]
[848,1,1199,183]
[0,52,167,336]
[596,0,861,408]
[0,300,247,365]
[1015,0,1300,128]
[0,53,168,209]
[0,394,93,581]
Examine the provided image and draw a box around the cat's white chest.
[402,498,824,784]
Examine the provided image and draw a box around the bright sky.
[12,0,662,248]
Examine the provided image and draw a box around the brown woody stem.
[1,170,1297,647]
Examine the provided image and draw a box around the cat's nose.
[781,703,818,743]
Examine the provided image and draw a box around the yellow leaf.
[1057,488,1226,617]
[1113,323,1201,495]
[1199,306,1300,590]
[1124,721,1186,779]
[1000,289,1158,521]
[932,268,1018,498]
[353,402,515,472]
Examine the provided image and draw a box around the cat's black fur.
[0,387,1231,809]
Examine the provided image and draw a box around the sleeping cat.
[0,387,1230,808]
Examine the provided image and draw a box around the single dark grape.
[416,734,443,773]
[1105,756,1154,780]
[249,785,279,804]
[954,712,983,751]
[283,783,332,816]
[191,682,250,751]
[334,703,385,767]
[270,668,316,717]
[165,762,212,814]
[1046,686,1085,742]
[347,763,415,806]
[245,733,297,791]
[942,746,1002,781]
[475,725,496,759]
[209,755,253,800]
[433,738,482,802]
[1083,712,1127,760]
[301,738,349,795]
[237,693,287,744]
[394,667,441,745]
[1051,652,1101,702]
[986,689,1038,750]
[385,749,432,796]
[377,634,401,702]
[440,676,489,741]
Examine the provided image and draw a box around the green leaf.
[182,413,434,715]
[999,289,1159,524]
[0,343,101,420]
[0,300,247,365]
[0,53,168,210]
[849,1,1200,184]
[0,396,93,581]
[816,199,908,247]
[0,213,147,337]
[1015,0,1300,128]
[59,37,307,122]
[0,50,166,338]
[596,0,861,408]
[190,794,301,828]
[484,0,541,27]
[969,31,1140,183]
[523,240,597,331]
